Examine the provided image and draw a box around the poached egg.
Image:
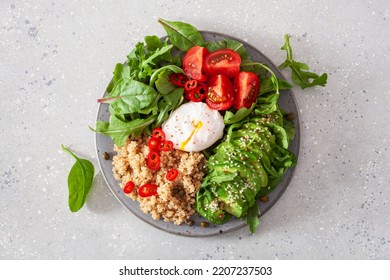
[162,102,225,152]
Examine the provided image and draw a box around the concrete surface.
[1,0,389,259]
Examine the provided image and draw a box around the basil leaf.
[279,34,328,89]
[158,18,204,51]
[224,103,255,124]
[61,145,94,212]
[246,204,260,233]
[102,79,158,114]
[93,114,156,146]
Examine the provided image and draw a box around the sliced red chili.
[169,73,188,87]
[123,181,135,194]
[166,168,179,181]
[184,79,198,92]
[152,128,166,141]
[189,84,207,102]
[147,137,160,151]
[138,183,158,197]
[158,140,173,152]
[147,151,160,170]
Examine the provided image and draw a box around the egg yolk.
[180,121,203,150]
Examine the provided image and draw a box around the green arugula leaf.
[279,34,328,89]
[246,204,260,233]
[158,18,204,51]
[61,145,94,212]
[155,88,184,127]
[260,77,292,95]
[149,65,184,90]
[224,103,255,124]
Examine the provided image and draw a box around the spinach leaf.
[225,39,249,61]
[279,34,328,89]
[205,40,227,52]
[61,145,94,212]
[93,114,156,146]
[224,103,255,124]
[144,35,164,51]
[158,18,204,51]
[105,63,130,94]
[100,79,158,114]
[246,204,260,233]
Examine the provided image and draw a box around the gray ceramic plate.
[95,31,300,237]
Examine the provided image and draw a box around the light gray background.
[1,0,389,259]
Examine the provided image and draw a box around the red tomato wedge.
[206,74,234,110]
[204,49,241,78]
[138,184,158,197]
[233,72,260,109]
[183,46,209,82]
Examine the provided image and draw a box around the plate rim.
[94,30,301,237]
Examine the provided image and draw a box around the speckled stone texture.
[1,0,389,260]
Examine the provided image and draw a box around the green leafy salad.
[63,19,327,233]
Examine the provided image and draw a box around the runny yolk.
[180,121,203,150]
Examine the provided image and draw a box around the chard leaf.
[101,79,158,114]
[158,18,204,51]
[155,88,184,127]
[61,145,94,212]
[279,34,328,89]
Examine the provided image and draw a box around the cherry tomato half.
[184,79,198,92]
[147,137,160,151]
[123,181,135,194]
[152,128,166,141]
[158,140,173,152]
[206,74,234,110]
[147,151,160,170]
[166,168,179,181]
[138,183,158,197]
[183,46,209,82]
[233,72,260,109]
[204,49,241,78]
[188,84,207,102]
[169,73,188,87]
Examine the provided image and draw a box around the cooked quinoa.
[112,136,205,225]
